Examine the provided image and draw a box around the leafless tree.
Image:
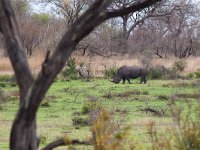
[20,17,50,56]
[127,0,198,58]
[48,0,92,27]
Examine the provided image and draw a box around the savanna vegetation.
[0,0,200,150]
[0,73,200,149]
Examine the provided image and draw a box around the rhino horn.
[108,78,114,82]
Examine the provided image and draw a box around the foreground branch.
[42,139,91,150]
[106,0,162,18]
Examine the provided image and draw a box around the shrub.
[62,58,78,80]
[82,100,101,115]
[194,70,200,78]
[187,72,196,79]
[148,67,163,79]
[104,66,118,79]
[173,60,187,72]
[72,116,89,128]
[149,66,180,80]
[158,95,169,100]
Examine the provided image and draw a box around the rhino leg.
[144,77,147,84]
[122,78,126,84]
[141,76,147,84]
[140,77,143,84]
[127,78,131,84]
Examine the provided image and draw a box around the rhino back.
[128,67,142,78]
[117,66,141,78]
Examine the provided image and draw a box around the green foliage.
[104,66,117,79]
[173,60,187,72]
[149,67,163,79]
[187,72,196,79]
[32,13,51,24]
[149,66,180,80]
[62,58,78,80]
[186,69,200,79]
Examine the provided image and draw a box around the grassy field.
[0,77,199,149]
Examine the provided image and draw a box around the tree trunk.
[10,113,37,150]
[121,15,129,54]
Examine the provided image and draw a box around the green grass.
[0,78,199,149]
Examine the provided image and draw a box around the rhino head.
[112,76,121,84]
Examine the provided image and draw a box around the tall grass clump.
[92,110,130,150]
[149,101,200,150]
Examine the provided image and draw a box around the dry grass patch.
[1,53,200,77]
[73,55,200,77]
[0,52,45,74]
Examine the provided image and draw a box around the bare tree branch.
[106,0,162,19]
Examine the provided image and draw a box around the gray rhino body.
[113,66,147,84]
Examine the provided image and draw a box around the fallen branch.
[42,138,91,150]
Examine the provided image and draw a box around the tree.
[20,13,51,56]
[0,0,162,149]
[49,0,92,27]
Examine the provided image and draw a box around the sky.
[29,2,53,14]
[30,0,200,14]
